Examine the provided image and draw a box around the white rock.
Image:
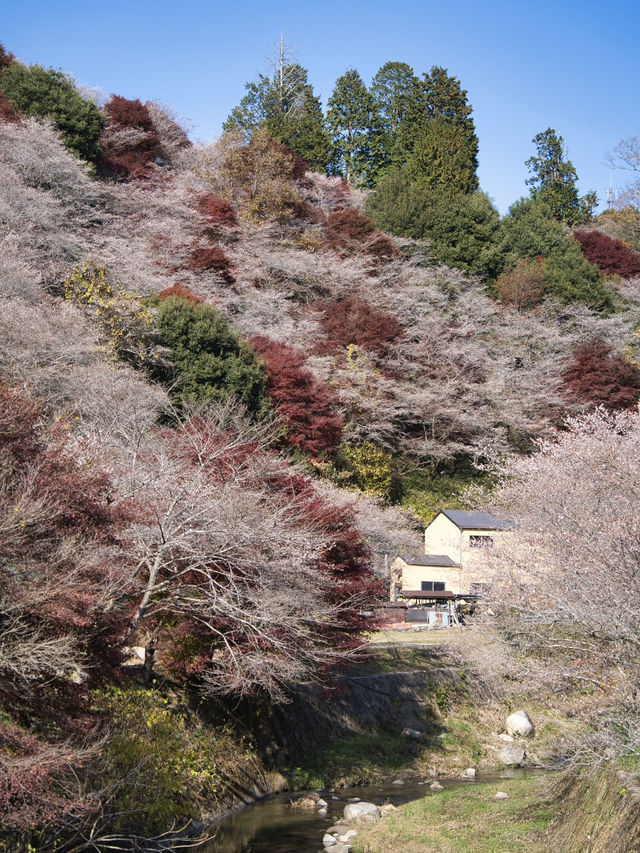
[338,829,359,842]
[462,768,476,779]
[499,733,514,742]
[380,804,399,816]
[355,813,379,825]
[506,710,535,738]
[430,781,444,791]
[499,742,525,766]
[494,791,509,800]
[391,778,405,785]
[344,802,381,822]
[317,798,328,808]
[323,833,338,848]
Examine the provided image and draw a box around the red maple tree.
[251,336,343,458]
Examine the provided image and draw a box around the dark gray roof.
[398,554,459,567]
[440,510,514,531]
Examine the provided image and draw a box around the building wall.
[424,514,461,561]
[420,513,514,594]
[394,559,461,593]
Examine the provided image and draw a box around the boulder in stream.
[343,801,381,822]
[500,742,525,766]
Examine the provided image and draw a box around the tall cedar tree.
[370,61,420,168]
[224,61,329,171]
[526,128,596,225]
[395,65,479,191]
[573,229,640,277]
[563,338,640,411]
[100,95,161,180]
[327,68,385,187]
[250,336,343,458]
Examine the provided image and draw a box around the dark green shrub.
[156,297,267,414]
[0,63,104,163]
[365,171,501,277]
[495,199,615,312]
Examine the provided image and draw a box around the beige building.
[391,510,514,600]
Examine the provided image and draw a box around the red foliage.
[184,242,235,283]
[196,193,238,228]
[563,337,640,411]
[0,385,131,679]
[269,471,385,638]
[0,43,15,68]
[574,229,640,277]
[250,336,343,458]
[0,723,90,833]
[100,95,161,180]
[157,283,203,303]
[326,208,396,261]
[0,92,20,123]
[314,296,404,357]
[105,95,155,131]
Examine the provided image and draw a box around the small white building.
[391,509,514,600]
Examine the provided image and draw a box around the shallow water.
[196,771,532,853]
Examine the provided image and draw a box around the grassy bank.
[351,775,556,853]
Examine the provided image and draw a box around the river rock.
[494,791,509,800]
[462,768,477,779]
[290,795,318,809]
[506,710,535,738]
[500,742,525,766]
[344,802,381,822]
[317,798,328,808]
[430,780,444,790]
[337,829,359,842]
[499,733,514,742]
[380,803,399,816]
[391,778,405,785]
[323,833,338,848]
[401,727,424,740]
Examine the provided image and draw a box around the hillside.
[2,47,640,849]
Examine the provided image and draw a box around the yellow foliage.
[65,262,153,367]
[340,441,394,501]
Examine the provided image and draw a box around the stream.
[194,770,534,853]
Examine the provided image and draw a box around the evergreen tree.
[224,56,329,171]
[495,198,613,311]
[370,61,419,167]
[326,68,385,186]
[525,128,596,225]
[395,65,478,183]
[406,118,478,195]
[156,297,267,415]
[0,62,104,163]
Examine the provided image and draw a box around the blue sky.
[3,0,639,214]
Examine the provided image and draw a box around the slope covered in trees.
[1,40,640,848]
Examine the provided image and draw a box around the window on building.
[421,581,445,591]
[469,535,494,548]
